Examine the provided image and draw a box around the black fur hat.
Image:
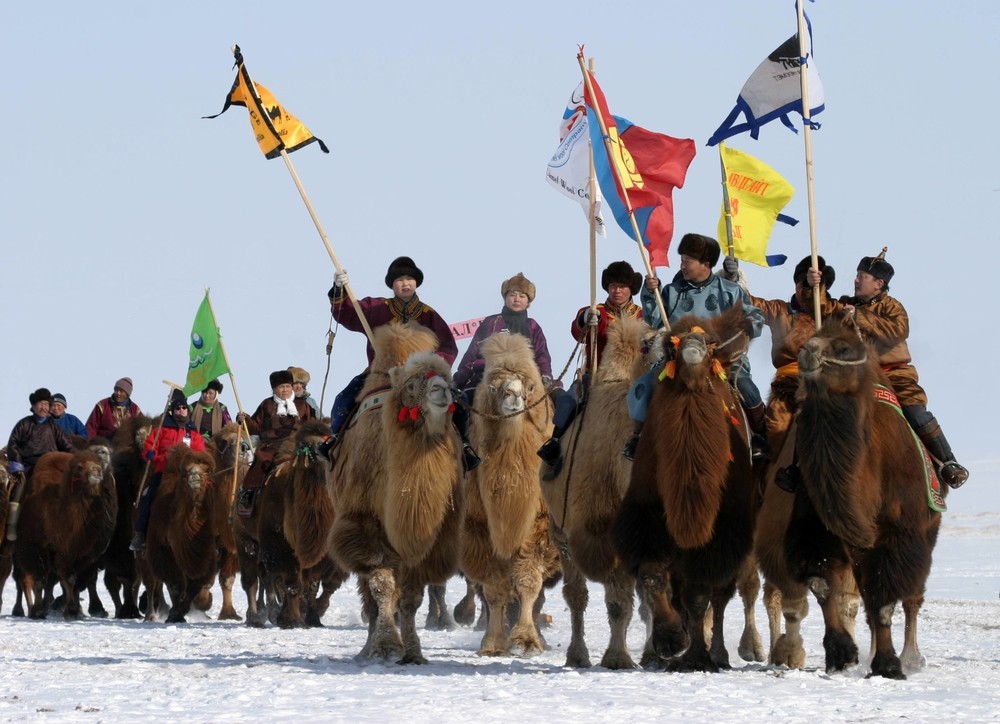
[601,261,642,295]
[676,233,721,267]
[169,389,188,410]
[269,369,294,389]
[29,387,53,406]
[384,256,424,288]
[858,247,894,286]
[204,379,224,394]
[793,255,836,288]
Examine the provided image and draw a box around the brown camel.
[785,314,945,679]
[543,317,661,669]
[140,446,217,623]
[461,332,560,657]
[329,322,464,664]
[613,306,758,672]
[14,450,117,619]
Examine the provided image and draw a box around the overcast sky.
[4,1,997,495]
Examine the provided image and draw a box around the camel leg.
[736,559,766,662]
[671,584,717,673]
[424,583,456,631]
[398,576,428,665]
[193,584,213,612]
[637,562,687,669]
[508,561,545,657]
[478,583,511,656]
[24,574,47,620]
[143,580,162,623]
[763,581,782,652]
[708,586,732,670]
[560,556,591,668]
[808,569,860,674]
[365,567,404,661]
[166,581,197,624]
[601,568,637,670]
[899,594,926,674]
[274,573,304,629]
[453,579,478,627]
[839,569,861,641]
[60,574,84,620]
[86,576,108,618]
[769,583,808,669]
[218,571,242,621]
[866,599,905,680]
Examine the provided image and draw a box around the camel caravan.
[2,251,962,681]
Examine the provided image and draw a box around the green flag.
[184,293,230,396]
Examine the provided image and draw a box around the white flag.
[545,82,606,236]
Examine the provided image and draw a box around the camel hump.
[480,330,533,363]
[371,322,440,372]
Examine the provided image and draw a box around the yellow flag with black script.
[203,45,329,160]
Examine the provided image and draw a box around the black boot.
[774,463,802,493]
[537,434,563,466]
[917,422,969,489]
[744,402,770,462]
[622,421,643,461]
[538,394,579,465]
[462,443,482,472]
[316,433,338,459]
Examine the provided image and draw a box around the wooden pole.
[719,144,736,260]
[203,288,254,449]
[586,59,599,375]
[796,1,822,330]
[577,52,671,332]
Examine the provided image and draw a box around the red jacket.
[142,416,206,473]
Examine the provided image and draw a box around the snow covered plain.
[1,505,997,722]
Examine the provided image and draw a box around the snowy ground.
[1,510,997,723]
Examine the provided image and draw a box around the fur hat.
[114,377,133,397]
[287,366,310,385]
[52,393,68,408]
[204,379,224,394]
[169,389,188,410]
[269,369,294,389]
[601,261,642,295]
[29,387,53,406]
[676,233,721,267]
[384,256,424,288]
[857,247,894,286]
[500,272,536,302]
[793,255,836,288]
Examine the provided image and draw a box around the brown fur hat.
[500,272,536,302]
[793,255,836,288]
[676,233,721,267]
[269,370,294,389]
[601,261,642,295]
[384,256,424,288]
[287,366,310,385]
[29,387,53,406]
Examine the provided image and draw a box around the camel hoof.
[738,632,767,663]
[398,652,429,665]
[669,651,720,674]
[869,651,906,680]
[599,651,637,671]
[217,608,243,621]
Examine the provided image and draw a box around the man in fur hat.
[288,366,320,416]
[823,249,968,488]
[325,256,479,469]
[130,388,206,552]
[625,233,766,461]
[85,377,142,440]
[5,387,75,541]
[537,261,643,472]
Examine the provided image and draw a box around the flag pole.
[586,59,599,375]
[231,45,376,346]
[203,288,253,448]
[719,144,736,260]
[577,52,670,331]
[796,2,822,330]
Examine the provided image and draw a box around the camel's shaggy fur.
[14,450,117,619]
[329,322,464,663]
[461,332,559,657]
[543,317,661,669]
[141,446,217,623]
[613,306,758,672]
[786,314,944,679]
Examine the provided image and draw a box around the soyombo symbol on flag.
[203,45,329,159]
[581,60,695,267]
[184,294,230,396]
[717,144,795,268]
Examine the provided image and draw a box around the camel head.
[798,314,875,395]
[477,332,544,418]
[69,451,106,495]
[665,307,750,391]
[389,352,455,436]
[211,422,252,469]
[114,414,154,454]
[182,460,214,493]
[86,439,114,474]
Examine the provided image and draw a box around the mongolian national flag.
[582,62,695,267]
[203,45,329,159]
[707,9,825,146]
[546,82,606,236]
[184,293,231,396]
[717,144,796,268]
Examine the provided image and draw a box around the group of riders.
[4,236,969,564]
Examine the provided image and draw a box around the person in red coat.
[85,377,143,440]
[130,389,206,552]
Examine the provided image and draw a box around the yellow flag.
[204,45,329,160]
[717,144,794,267]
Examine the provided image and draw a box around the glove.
[145,450,156,462]
[335,270,349,288]
[8,460,24,474]
[722,256,740,281]
[586,309,600,327]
